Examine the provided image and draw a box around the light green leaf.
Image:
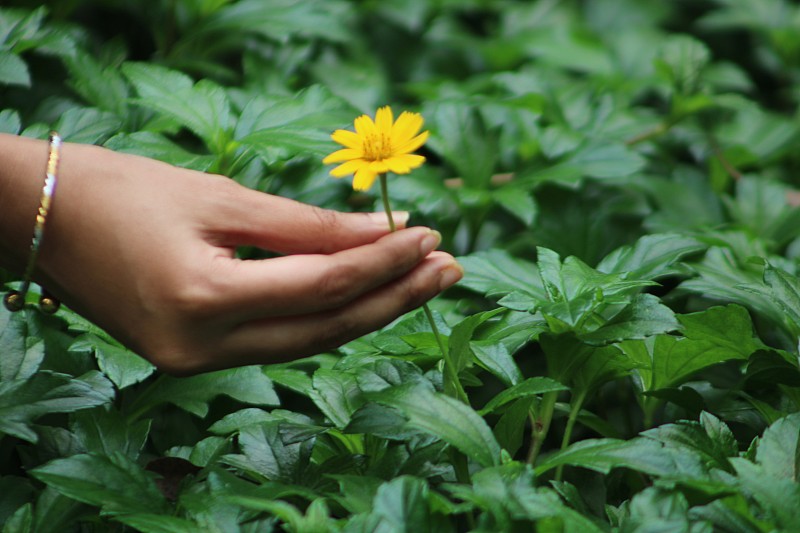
[597,233,706,280]
[541,334,633,396]
[0,311,44,381]
[71,407,150,459]
[0,109,21,134]
[309,368,364,428]
[492,186,538,226]
[104,132,216,171]
[458,249,545,302]
[755,412,800,481]
[370,476,431,532]
[113,514,199,533]
[55,107,123,145]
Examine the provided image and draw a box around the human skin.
[0,133,463,374]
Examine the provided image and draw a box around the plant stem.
[555,390,587,481]
[527,391,558,465]
[378,174,467,403]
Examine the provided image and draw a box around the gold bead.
[3,291,25,312]
[39,295,60,314]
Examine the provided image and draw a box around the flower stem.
[380,174,396,232]
[527,391,557,465]
[554,390,587,482]
[378,174,467,403]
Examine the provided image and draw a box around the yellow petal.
[354,114,377,137]
[375,106,394,134]
[323,148,362,164]
[381,156,412,174]
[391,111,423,145]
[392,154,425,173]
[353,167,378,191]
[369,160,391,173]
[395,130,429,155]
[330,159,367,178]
[331,129,362,150]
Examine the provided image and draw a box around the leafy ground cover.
[3,0,800,531]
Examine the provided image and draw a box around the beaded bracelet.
[3,132,62,314]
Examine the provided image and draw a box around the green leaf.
[731,459,800,530]
[471,341,523,387]
[55,107,123,145]
[0,311,44,381]
[71,407,150,459]
[641,413,737,473]
[31,452,170,516]
[480,377,568,414]
[0,371,115,443]
[596,233,706,280]
[104,132,216,171]
[310,368,364,428]
[524,143,646,187]
[578,294,680,345]
[367,476,435,532]
[124,62,233,149]
[0,51,30,86]
[655,34,711,95]
[492,186,538,226]
[222,423,310,483]
[457,249,545,302]
[541,334,632,397]
[371,384,502,467]
[70,334,154,389]
[755,412,800,481]
[113,514,199,533]
[2,503,32,533]
[127,366,279,419]
[64,52,129,116]
[427,102,499,189]
[619,305,761,392]
[0,109,21,134]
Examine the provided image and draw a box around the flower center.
[363,133,392,161]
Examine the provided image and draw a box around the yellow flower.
[323,106,429,191]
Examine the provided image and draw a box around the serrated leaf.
[0,371,114,442]
[369,476,431,532]
[0,311,44,381]
[480,377,568,414]
[127,366,278,419]
[471,341,523,387]
[755,412,800,481]
[0,108,21,134]
[71,407,150,459]
[372,384,502,467]
[104,132,216,171]
[113,514,199,533]
[222,423,309,483]
[70,333,154,389]
[597,233,706,280]
[578,294,679,345]
[31,452,170,515]
[124,63,233,148]
[458,249,545,301]
[492,186,538,225]
[309,368,364,428]
[55,107,123,145]
[0,51,30,86]
[619,305,760,392]
[541,334,632,397]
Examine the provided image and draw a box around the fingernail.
[439,263,464,290]
[420,230,442,255]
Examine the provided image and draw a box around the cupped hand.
[21,141,463,374]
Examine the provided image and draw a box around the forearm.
[0,133,52,273]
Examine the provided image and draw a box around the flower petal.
[330,159,367,178]
[353,167,378,191]
[323,148,362,164]
[391,154,426,173]
[391,111,424,145]
[375,106,394,134]
[395,130,429,155]
[331,129,362,150]
[354,114,377,137]
[369,160,391,173]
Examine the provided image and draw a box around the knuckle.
[316,262,359,307]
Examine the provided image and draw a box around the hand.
[1,136,463,374]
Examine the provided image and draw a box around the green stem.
[527,391,558,465]
[555,390,587,481]
[379,174,466,403]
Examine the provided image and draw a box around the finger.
[208,182,409,254]
[212,226,443,319]
[218,252,464,367]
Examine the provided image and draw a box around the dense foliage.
[2,0,800,531]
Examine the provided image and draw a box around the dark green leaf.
[31,452,170,515]
[0,51,30,86]
[480,377,568,414]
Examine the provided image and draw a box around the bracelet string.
[3,132,62,314]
